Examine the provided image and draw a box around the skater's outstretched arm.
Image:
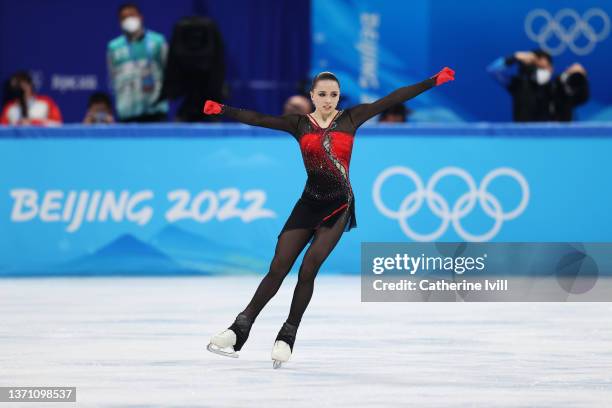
[203,100,300,135]
[348,67,455,128]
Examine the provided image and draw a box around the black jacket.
[502,56,590,122]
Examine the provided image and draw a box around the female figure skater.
[204,67,455,368]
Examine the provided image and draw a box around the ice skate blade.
[273,360,282,369]
[207,343,239,358]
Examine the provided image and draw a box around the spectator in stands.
[107,3,168,122]
[378,103,411,123]
[487,49,589,122]
[0,71,62,126]
[83,92,115,124]
[283,95,311,115]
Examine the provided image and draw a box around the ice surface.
[1,276,611,407]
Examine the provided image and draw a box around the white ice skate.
[207,313,254,358]
[271,340,292,369]
[207,329,239,358]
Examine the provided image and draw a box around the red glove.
[432,67,455,86]
[203,100,223,115]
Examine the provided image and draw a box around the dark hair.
[532,49,553,65]
[11,70,33,85]
[380,104,407,119]
[379,103,413,122]
[87,92,113,109]
[311,71,340,91]
[118,3,140,15]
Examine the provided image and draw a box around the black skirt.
[277,195,357,238]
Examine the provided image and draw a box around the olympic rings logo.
[525,8,610,56]
[372,166,530,242]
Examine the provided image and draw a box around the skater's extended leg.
[209,228,313,356]
[286,210,349,328]
[271,211,349,366]
[240,228,314,321]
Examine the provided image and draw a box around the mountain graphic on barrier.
[59,233,208,276]
[150,224,268,275]
[0,226,270,277]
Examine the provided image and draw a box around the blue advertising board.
[312,0,612,121]
[1,124,611,276]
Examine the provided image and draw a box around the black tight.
[239,228,313,322]
[286,210,350,325]
[240,210,350,327]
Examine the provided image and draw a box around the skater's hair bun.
[311,72,340,91]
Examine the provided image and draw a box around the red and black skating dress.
[210,77,438,238]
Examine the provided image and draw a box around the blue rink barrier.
[1,123,611,277]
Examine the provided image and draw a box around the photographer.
[487,49,589,122]
[0,71,62,126]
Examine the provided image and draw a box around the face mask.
[535,68,552,85]
[121,17,142,34]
